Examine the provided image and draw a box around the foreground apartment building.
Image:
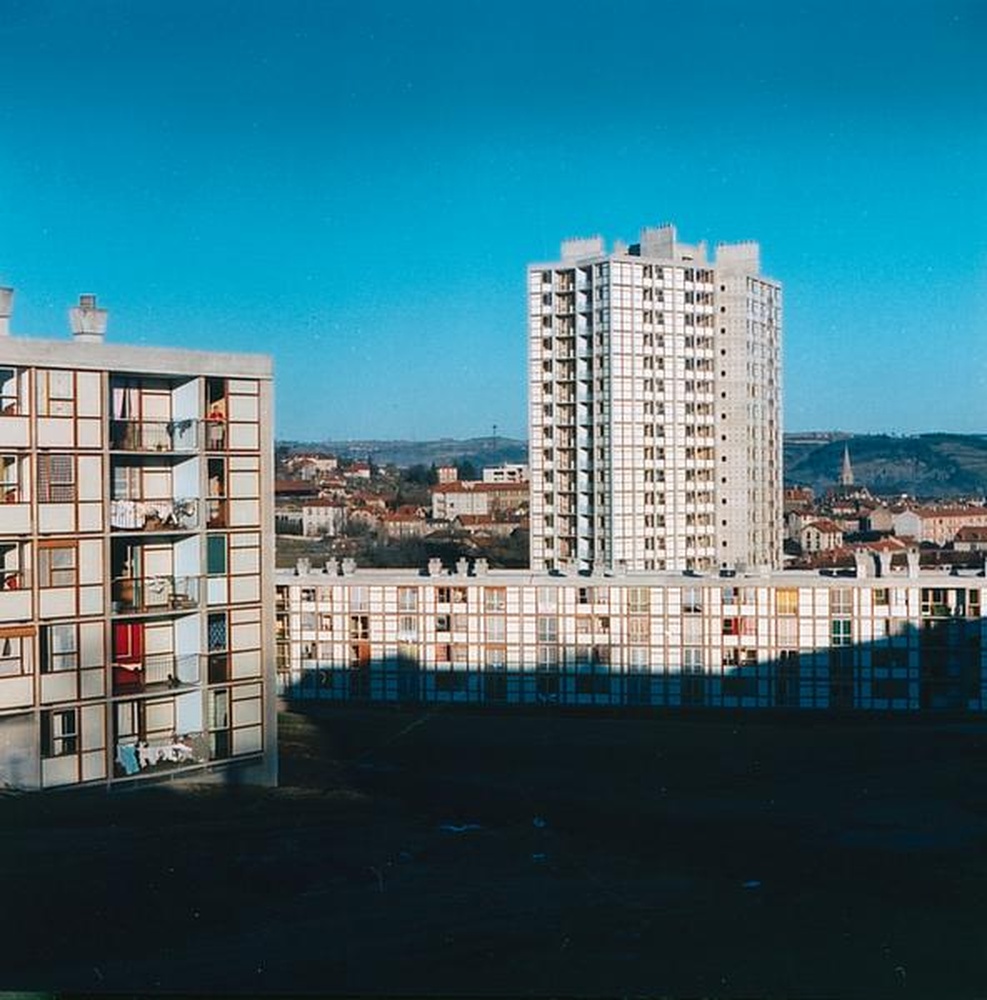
[276,554,985,714]
[0,290,277,789]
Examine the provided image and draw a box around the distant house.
[482,463,529,484]
[893,505,987,546]
[286,453,338,481]
[799,518,844,553]
[452,514,518,538]
[301,499,346,538]
[346,461,372,480]
[954,526,987,553]
[436,465,458,484]
[378,510,428,540]
[430,480,529,521]
[275,479,320,501]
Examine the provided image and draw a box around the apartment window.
[0,368,23,415]
[398,587,417,612]
[776,588,798,616]
[873,588,889,607]
[37,454,76,502]
[40,623,78,673]
[627,587,650,613]
[349,615,370,641]
[537,616,557,643]
[37,541,77,588]
[41,709,78,758]
[830,589,853,616]
[722,618,740,636]
[203,536,226,578]
[831,619,852,646]
[484,587,506,612]
[36,370,75,417]
[207,612,228,652]
[397,615,416,640]
[683,647,703,673]
[683,587,702,614]
[435,614,451,633]
[1,454,22,502]
[0,630,31,676]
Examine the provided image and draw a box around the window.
[537,616,557,643]
[683,587,702,614]
[722,618,740,636]
[398,587,417,612]
[38,542,77,588]
[830,589,853,616]
[0,629,31,676]
[873,588,889,607]
[777,588,798,615]
[349,615,369,640]
[683,647,703,672]
[37,370,75,417]
[1,454,22,502]
[627,587,650,613]
[207,612,228,652]
[40,623,78,673]
[37,454,76,502]
[831,619,852,646]
[42,709,78,757]
[0,368,23,415]
[484,587,506,612]
[435,614,451,633]
[207,535,227,575]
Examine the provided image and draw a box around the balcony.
[113,652,202,695]
[112,575,201,614]
[114,729,209,777]
[110,418,199,453]
[110,498,199,532]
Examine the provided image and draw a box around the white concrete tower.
[528,223,781,575]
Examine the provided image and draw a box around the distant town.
[274,431,987,574]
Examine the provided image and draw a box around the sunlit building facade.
[0,291,277,789]
[277,557,986,714]
[528,224,781,575]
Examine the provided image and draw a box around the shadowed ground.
[2,707,987,997]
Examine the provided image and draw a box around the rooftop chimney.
[0,287,12,337]
[69,293,108,343]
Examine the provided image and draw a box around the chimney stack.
[0,287,12,337]
[69,293,108,343]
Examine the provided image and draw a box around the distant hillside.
[282,437,528,470]
[784,433,987,498]
[280,432,987,499]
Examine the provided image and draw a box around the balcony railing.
[110,498,199,531]
[113,652,201,695]
[114,730,209,777]
[110,418,199,452]
[112,575,200,614]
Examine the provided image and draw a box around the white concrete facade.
[277,559,986,714]
[528,224,781,576]
[0,308,276,790]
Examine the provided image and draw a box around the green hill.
[784,433,987,498]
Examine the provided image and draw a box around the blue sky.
[1,0,984,440]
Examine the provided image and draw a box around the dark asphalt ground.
[3,706,987,997]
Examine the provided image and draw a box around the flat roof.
[1,335,272,379]
[277,566,986,589]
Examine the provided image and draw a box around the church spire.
[840,443,854,488]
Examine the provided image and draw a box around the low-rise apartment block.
[277,557,986,714]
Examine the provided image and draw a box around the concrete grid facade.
[276,560,986,713]
[528,224,781,575]
[0,302,277,790]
